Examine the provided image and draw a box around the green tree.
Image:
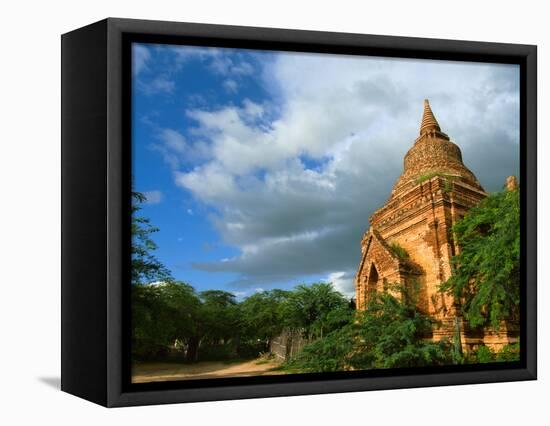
[283,283,351,340]
[131,283,175,358]
[131,191,170,285]
[131,281,203,360]
[238,289,290,348]
[284,323,356,372]
[199,290,239,343]
[440,188,520,328]
[160,281,203,361]
[286,283,452,373]
[352,284,452,369]
[131,191,178,359]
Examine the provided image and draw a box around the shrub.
[390,242,409,260]
[496,342,520,362]
[284,283,454,373]
[440,189,520,329]
[415,172,455,185]
[475,345,495,363]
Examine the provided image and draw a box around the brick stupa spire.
[419,99,441,135]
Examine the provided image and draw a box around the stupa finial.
[420,99,441,135]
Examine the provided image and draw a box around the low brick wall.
[270,329,309,361]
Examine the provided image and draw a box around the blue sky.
[132,44,277,295]
[132,43,519,298]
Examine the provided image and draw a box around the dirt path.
[132,358,283,383]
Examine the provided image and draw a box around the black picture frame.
[61,17,537,407]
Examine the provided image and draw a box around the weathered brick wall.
[356,231,403,309]
[358,176,487,317]
[270,329,309,361]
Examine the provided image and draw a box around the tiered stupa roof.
[390,99,484,197]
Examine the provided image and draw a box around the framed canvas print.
[61,18,537,407]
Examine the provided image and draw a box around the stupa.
[355,100,517,350]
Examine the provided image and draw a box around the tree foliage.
[238,289,289,345]
[199,290,239,343]
[286,283,453,372]
[130,193,352,362]
[440,188,520,328]
[131,280,353,362]
[282,283,352,340]
[132,281,202,359]
[131,191,170,285]
[464,342,520,364]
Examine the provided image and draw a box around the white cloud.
[133,44,176,95]
[223,79,238,93]
[132,45,151,75]
[231,61,254,76]
[159,128,186,153]
[325,271,356,299]
[162,51,519,288]
[138,75,175,95]
[142,190,162,205]
[242,98,265,118]
[167,45,255,78]
[153,128,210,169]
[136,44,257,102]
[209,53,254,76]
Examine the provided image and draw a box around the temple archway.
[367,263,379,298]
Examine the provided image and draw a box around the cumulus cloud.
[164,51,519,289]
[152,128,210,169]
[325,271,356,299]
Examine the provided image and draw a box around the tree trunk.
[186,336,201,362]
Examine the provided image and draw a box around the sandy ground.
[132,358,283,383]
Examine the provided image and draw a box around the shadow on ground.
[38,377,61,390]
